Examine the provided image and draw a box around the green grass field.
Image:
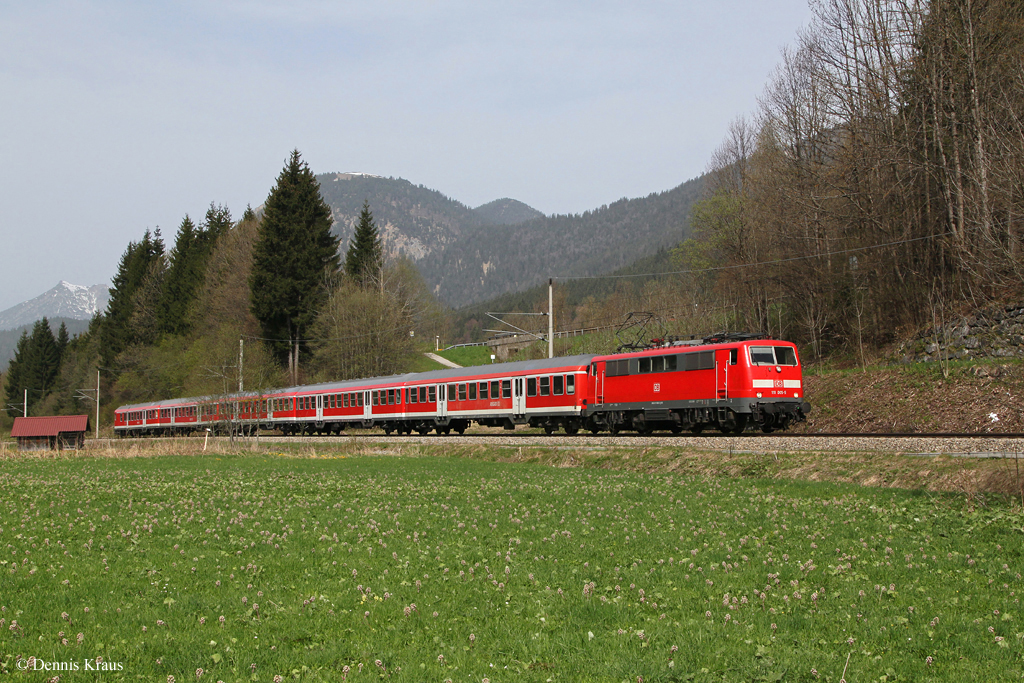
[1,451,1021,682]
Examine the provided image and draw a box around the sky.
[0,0,814,312]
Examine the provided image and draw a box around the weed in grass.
[0,453,1021,681]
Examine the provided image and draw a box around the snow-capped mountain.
[0,281,110,330]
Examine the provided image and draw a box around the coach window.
[468,383,477,400]
[447,384,456,401]
[428,386,436,402]
[651,356,664,373]
[502,379,511,398]
[566,374,575,394]
[490,380,499,398]
[639,358,651,373]
[357,393,364,407]
[421,386,429,403]
[527,378,537,396]
[372,392,379,406]
[730,349,738,365]
[342,394,348,408]
[539,376,550,396]
[409,388,417,404]
[666,355,678,371]
[553,375,564,395]
[458,383,467,401]
[479,382,488,399]
[386,389,393,405]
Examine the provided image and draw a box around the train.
[113,334,811,437]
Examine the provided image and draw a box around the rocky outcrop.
[898,304,1024,363]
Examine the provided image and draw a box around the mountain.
[0,282,110,331]
[318,172,484,263]
[473,198,545,225]
[317,172,706,308]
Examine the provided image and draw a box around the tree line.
[2,151,443,428]
[672,0,1024,363]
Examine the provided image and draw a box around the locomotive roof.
[115,354,596,411]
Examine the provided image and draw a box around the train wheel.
[564,422,579,436]
[670,425,683,434]
[761,426,775,434]
[417,424,431,435]
[383,425,393,435]
[543,424,556,435]
[723,414,748,435]
[689,425,704,434]
[609,423,620,435]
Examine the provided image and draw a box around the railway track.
[89,429,1024,457]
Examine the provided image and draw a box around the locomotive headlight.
[794,392,800,398]
[756,392,762,398]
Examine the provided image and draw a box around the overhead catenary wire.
[551,231,951,281]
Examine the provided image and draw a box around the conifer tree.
[242,204,257,222]
[102,229,165,365]
[3,320,60,415]
[250,150,340,374]
[2,331,29,415]
[202,203,233,241]
[28,318,60,395]
[345,200,384,287]
[158,215,199,335]
[56,321,69,361]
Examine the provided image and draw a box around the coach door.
[316,394,324,423]
[592,362,605,405]
[513,378,526,415]
[437,384,447,418]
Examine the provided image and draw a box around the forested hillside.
[318,172,706,307]
[671,0,1024,363]
[472,198,545,225]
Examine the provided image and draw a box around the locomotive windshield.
[749,346,799,366]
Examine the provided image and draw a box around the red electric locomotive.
[584,335,810,434]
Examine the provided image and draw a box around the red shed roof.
[11,415,90,438]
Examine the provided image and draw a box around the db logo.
[774,379,783,388]
[653,383,661,392]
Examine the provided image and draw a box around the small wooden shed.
[11,415,90,451]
